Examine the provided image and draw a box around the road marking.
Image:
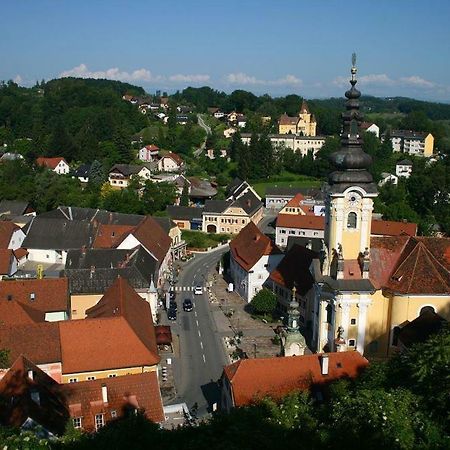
[196,319,199,327]
[200,341,203,349]
[202,354,206,363]
[198,330,201,338]
[194,311,197,317]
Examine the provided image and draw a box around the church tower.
[324,55,378,278]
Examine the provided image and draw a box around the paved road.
[168,247,228,417]
[194,114,211,156]
[258,209,278,235]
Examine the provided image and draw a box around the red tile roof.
[269,244,316,294]
[223,351,368,407]
[0,322,62,365]
[0,300,45,326]
[0,278,69,313]
[230,222,282,271]
[128,216,171,263]
[144,145,159,151]
[284,193,306,208]
[13,248,28,260]
[86,277,159,359]
[278,114,298,126]
[59,316,159,374]
[59,371,164,429]
[0,220,19,248]
[276,214,325,230]
[93,224,134,248]
[0,249,14,274]
[0,356,69,435]
[36,157,67,170]
[371,219,417,236]
[165,152,183,165]
[370,236,450,294]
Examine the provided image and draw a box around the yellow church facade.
[307,61,450,359]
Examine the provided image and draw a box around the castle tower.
[324,55,378,277]
[297,100,317,136]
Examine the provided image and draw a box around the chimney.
[27,369,34,380]
[320,354,329,376]
[102,384,108,404]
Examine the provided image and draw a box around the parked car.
[169,300,177,311]
[194,286,203,295]
[168,308,177,321]
[183,299,193,312]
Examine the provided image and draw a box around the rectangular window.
[69,378,78,383]
[348,339,356,347]
[350,318,357,325]
[108,374,117,378]
[95,414,105,430]
[73,417,82,429]
[87,376,96,381]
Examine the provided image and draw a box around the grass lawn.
[251,172,322,197]
[182,230,231,249]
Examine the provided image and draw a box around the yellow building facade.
[278,100,317,136]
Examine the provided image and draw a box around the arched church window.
[347,212,357,229]
[419,306,435,316]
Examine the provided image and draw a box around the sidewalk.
[206,270,281,360]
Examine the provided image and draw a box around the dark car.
[183,298,193,312]
[169,300,177,311]
[168,308,177,321]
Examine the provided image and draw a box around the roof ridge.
[389,236,419,278]
[406,244,422,293]
[416,240,450,290]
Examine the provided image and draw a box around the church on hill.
[272,58,450,358]
[278,100,317,136]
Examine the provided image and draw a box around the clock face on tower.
[347,192,361,206]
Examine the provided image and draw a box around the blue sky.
[1,0,450,101]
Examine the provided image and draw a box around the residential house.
[166,205,204,230]
[153,216,186,260]
[237,115,247,128]
[229,222,283,302]
[388,130,434,157]
[396,159,413,178]
[221,351,368,411]
[241,133,326,158]
[139,144,160,162]
[0,278,70,321]
[208,107,225,119]
[108,164,152,188]
[202,190,263,234]
[225,178,261,202]
[278,192,325,216]
[0,277,160,384]
[36,157,70,175]
[160,97,169,109]
[73,164,91,183]
[0,152,25,163]
[223,127,237,138]
[176,114,189,125]
[157,152,184,172]
[0,355,164,435]
[0,200,34,221]
[187,177,218,205]
[265,187,323,210]
[206,148,227,159]
[278,101,317,136]
[360,122,380,138]
[378,172,398,187]
[275,214,418,247]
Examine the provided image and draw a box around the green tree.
[113,126,132,163]
[250,288,277,315]
[180,181,189,207]
[88,160,105,188]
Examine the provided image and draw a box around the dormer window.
[347,212,357,229]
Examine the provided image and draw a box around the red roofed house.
[138,144,160,162]
[157,152,184,172]
[229,222,283,302]
[36,157,70,175]
[0,355,164,435]
[221,351,368,411]
[0,220,26,250]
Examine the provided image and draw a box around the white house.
[395,159,413,178]
[229,222,283,302]
[139,145,160,162]
[36,157,70,175]
[378,172,398,187]
[360,122,380,138]
[157,153,184,173]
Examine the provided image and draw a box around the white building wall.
[275,226,324,247]
[8,228,26,250]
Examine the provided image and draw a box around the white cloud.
[13,74,22,85]
[359,73,394,85]
[225,72,302,86]
[168,73,210,83]
[59,64,161,82]
[399,76,434,88]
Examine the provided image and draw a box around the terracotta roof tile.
[0,278,69,313]
[276,214,325,230]
[0,220,19,248]
[59,371,164,429]
[0,300,45,326]
[230,222,282,271]
[0,249,14,274]
[278,114,298,126]
[13,248,28,260]
[371,219,417,236]
[165,152,183,165]
[36,157,67,169]
[93,224,134,248]
[269,244,316,294]
[223,351,368,407]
